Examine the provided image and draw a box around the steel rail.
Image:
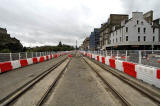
[85,56,160,105]
[82,57,131,106]
[37,58,71,106]
[1,57,68,106]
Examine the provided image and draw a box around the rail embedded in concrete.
[0,57,70,106]
[83,55,160,105]
[81,51,160,89]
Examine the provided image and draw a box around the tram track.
[83,56,160,106]
[0,56,71,106]
[82,56,131,106]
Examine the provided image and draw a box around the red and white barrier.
[105,56,110,65]
[0,62,13,73]
[99,56,102,62]
[11,60,21,69]
[115,60,123,72]
[82,51,160,88]
[27,58,33,65]
[0,52,67,74]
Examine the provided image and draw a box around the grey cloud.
[120,0,160,19]
[0,0,92,47]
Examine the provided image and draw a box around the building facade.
[107,12,160,50]
[99,14,128,50]
[89,28,100,50]
[81,37,90,51]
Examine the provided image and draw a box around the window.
[126,36,128,41]
[138,27,140,33]
[141,21,143,25]
[144,36,146,41]
[113,39,114,43]
[137,20,139,24]
[153,28,155,33]
[126,27,128,32]
[153,36,155,42]
[143,28,146,34]
[138,36,140,42]
[120,37,122,42]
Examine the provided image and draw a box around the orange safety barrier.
[109,59,115,68]
[32,57,38,64]
[102,57,105,64]
[123,62,136,78]
[97,56,100,62]
[20,59,28,67]
[0,62,13,73]
[157,69,160,79]
[39,56,45,62]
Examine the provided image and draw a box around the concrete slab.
[45,56,117,106]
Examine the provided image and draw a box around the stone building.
[99,14,128,50]
[81,37,90,51]
[107,11,160,50]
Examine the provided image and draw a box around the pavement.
[44,55,117,106]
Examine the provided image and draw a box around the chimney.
[132,12,143,19]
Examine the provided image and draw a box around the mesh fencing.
[0,52,59,62]
[86,50,160,68]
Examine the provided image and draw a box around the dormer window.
[137,20,139,24]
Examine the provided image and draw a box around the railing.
[85,50,160,68]
[0,51,63,62]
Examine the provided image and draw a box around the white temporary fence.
[86,50,160,68]
[0,51,65,62]
[81,51,160,88]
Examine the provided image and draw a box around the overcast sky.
[0,0,159,47]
